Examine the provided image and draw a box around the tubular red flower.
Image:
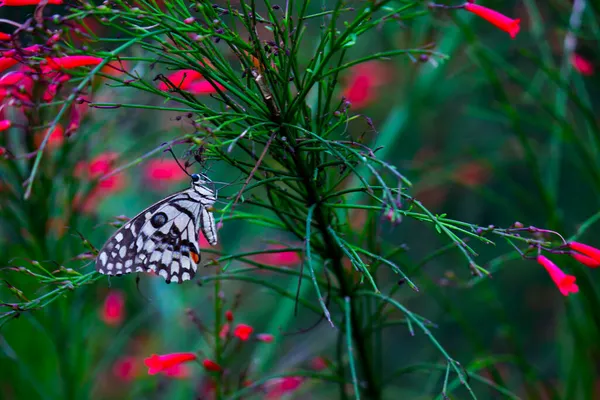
[569,242,600,264]
[101,290,125,326]
[158,69,203,91]
[537,255,578,296]
[113,356,138,382]
[265,377,304,399]
[233,323,254,341]
[225,310,234,322]
[464,3,520,39]
[202,359,222,372]
[571,253,600,268]
[219,323,230,338]
[0,57,18,73]
[46,56,104,71]
[0,120,11,131]
[0,33,11,41]
[144,353,197,375]
[0,0,62,5]
[342,62,390,109]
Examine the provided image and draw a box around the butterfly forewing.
[95,179,217,284]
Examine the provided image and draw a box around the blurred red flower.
[144,353,197,375]
[256,333,274,343]
[342,62,390,109]
[265,376,304,399]
[144,159,188,188]
[0,32,10,41]
[202,359,222,372]
[0,57,18,73]
[0,119,11,131]
[464,3,520,39]
[310,356,328,371]
[112,356,138,382]
[571,54,594,76]
[74,152,126,212]
[0,0,62,5]
[100,290,125,326]
[34,124,64,149]
[252,244,302,267]
[537,255,578,296]
[569,242,600,267]
[0,71,34,101]
[225,310,234,321]
[158,69,224,95]
[453,161,491,187]
[219,323,230,338]
[233,324,253,341]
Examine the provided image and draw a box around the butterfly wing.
[96,188,212,284]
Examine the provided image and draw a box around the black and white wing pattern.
[95,174,217,284]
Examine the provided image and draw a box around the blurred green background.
[1,0,599,399]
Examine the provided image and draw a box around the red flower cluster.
[158,69,224,95]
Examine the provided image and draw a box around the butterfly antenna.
[165,147,193,178]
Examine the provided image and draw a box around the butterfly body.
[96,174,217,284]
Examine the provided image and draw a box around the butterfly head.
[190,173,210,185]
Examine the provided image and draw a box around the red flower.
[202,359,222,372]
[464,3,520,39]
[342,62,390,109]
[144,159,188,188]
[311,357,328,371]
[113,356,138,382]
[233,323,254,341]
[256,333,274,343]
[225,310,234,321]
[0,120,11,131]
[0,32,10,41]
[252,244,302,267]
[100,290,125,326]
[265,377,304,399]
[0,57,18,73]
[537,255,579,296]
[569,242,600,267]
[45,56,104,71]
[0,71,34,101]
[571,54,594,76]
[144,353,197,375]
[74,152,126,212]
[34,124,64,149]
[158,69,203,91]
[158,69,224,95]
[0,0,62,5]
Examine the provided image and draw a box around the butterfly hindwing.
[95,179,217,284]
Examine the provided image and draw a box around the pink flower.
[256,333,274,343]
[202,359,221,372]
[144,353,197,375]
[158,69,224,94]
[100,290,125,326]
[45,56,104,71]
[464,3,520,39]
[144,159,188,188]
[537,255,579,296]
[0,0,62,5]
[571,54,594,76]
[233,323,253,341]
[252,244,302,267]
[265,377,304,399]
[0,120,11,131]
[569,242,600,267]
[342,62,390,109]
[112,356,138,382]
[219,323,230,338]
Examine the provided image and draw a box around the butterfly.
[95,173,217,284]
